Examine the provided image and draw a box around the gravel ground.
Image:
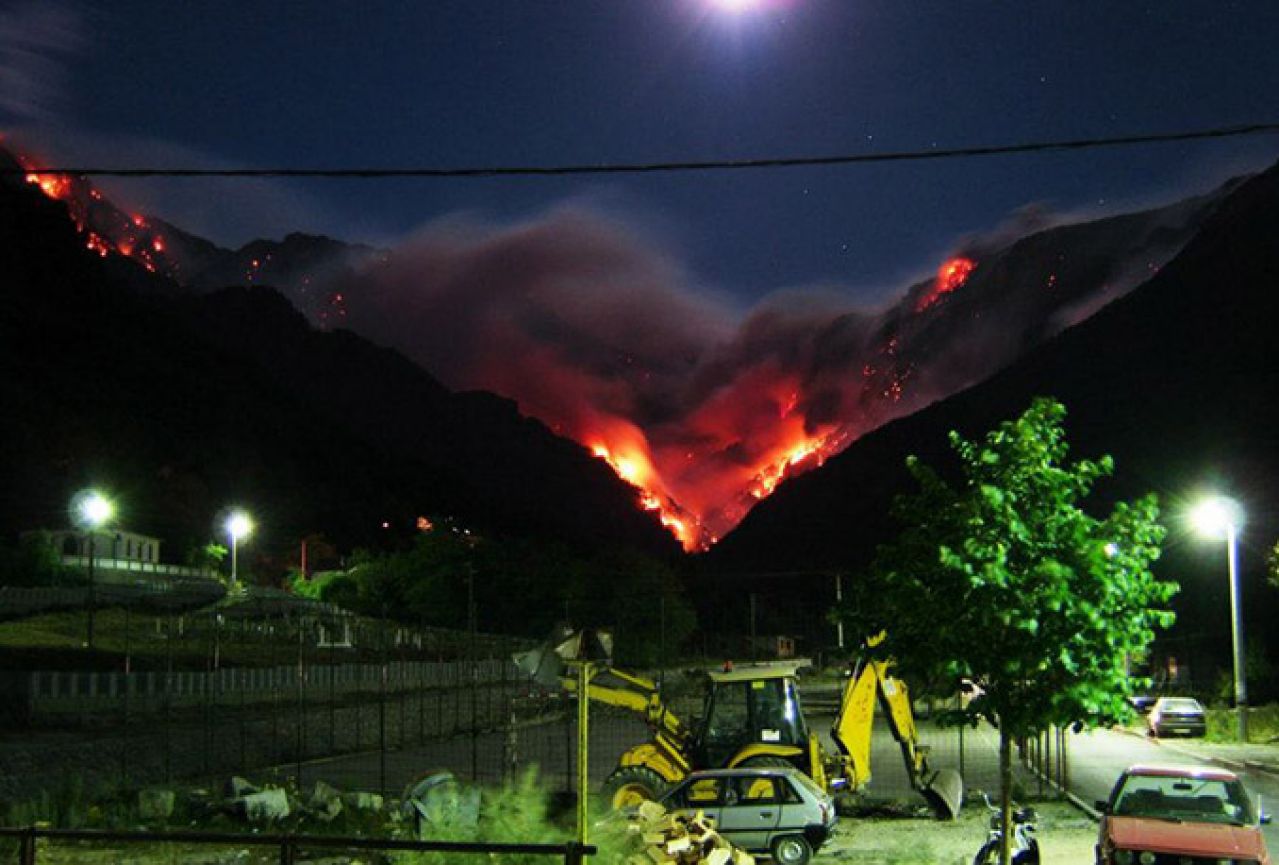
[821,800,1096,864]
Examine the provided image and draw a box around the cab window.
[672,778,728,808]
[735,776,782,804]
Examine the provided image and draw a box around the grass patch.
[1205,704,1279,743]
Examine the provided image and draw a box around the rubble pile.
[625,801,754,865]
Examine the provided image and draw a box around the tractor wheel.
[601,766,670,810]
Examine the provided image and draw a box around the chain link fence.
[0,587,1069,817]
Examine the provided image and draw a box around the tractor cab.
[695,662,810,768]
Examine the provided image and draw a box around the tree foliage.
[841,397,1175,733]
[305,525,696,665]
[835,398,1175,863]
[0,532,82,587]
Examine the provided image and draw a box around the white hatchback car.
[657,765,838,865]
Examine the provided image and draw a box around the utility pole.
[835,573,845,650]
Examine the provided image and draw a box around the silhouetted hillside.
[704,156,1279,673]
[0,174,679,567]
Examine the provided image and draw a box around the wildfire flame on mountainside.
[10,143,1206,553]
[18,153,178,278]
[915,256,976,312]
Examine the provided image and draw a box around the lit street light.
[226,510,253,586]
[71,489,114,649]
[1190,495,1247,741]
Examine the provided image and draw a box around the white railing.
[59,555,217,580]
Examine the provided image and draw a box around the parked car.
[1095,764,1271,865]
[1146,696,1207,738]
[657,765,838,865]
[1127,694,1157,714]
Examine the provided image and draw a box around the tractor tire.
[737,754,798,769]
[601,766,670,810]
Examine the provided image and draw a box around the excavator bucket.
[921,768,964,820]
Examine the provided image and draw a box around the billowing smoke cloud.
[330,187,1217,547]
[0,1,83,123]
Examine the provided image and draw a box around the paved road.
[1066,727,1279,850]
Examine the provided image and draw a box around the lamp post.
[1191,495,1247,741]
[226,511,253,586]
[72,490,114,649]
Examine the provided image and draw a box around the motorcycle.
[973,791,1039,865]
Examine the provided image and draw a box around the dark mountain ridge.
[706,156,1279,674]
[0,173,678,564]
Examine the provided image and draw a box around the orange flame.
[589,433,706,551]
[916,256,976,312]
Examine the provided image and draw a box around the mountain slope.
[705,156,1279,660]
[0,173,678,564]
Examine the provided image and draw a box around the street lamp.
[1190,495,1247,741]
[71,489,114,648]
[226,510,253,585]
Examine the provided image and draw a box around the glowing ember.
[916,256,976,311]
[25,172,72,201]
[18,151,180,279]
[85,233,112,257]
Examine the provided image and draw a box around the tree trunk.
[1000,728,1013,865]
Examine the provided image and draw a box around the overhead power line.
[8,121,1279,180]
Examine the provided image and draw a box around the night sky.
[4,0,1278,307]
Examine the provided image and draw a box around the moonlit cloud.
[0,0,84,123]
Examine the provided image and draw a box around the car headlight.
[1114,851,1133,865]
[1137,853,1155,865]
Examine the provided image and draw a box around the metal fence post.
[1061,726,1069,794]
[380,606,388,798]
[297,616,305,786]
[19,827,36,865]
[121,602,131,787]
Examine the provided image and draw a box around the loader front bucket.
[921,768,964,820]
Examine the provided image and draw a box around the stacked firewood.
[624,800,755,865]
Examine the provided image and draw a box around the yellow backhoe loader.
[515,629,963,819]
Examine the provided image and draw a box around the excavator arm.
[562,666,689,744]
[830,647,963,819]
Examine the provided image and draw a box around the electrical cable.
[7,121,1279,180]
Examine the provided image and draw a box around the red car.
[1096,764,1272,864]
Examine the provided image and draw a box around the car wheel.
[601,766,669,810]
[771,834,812,865]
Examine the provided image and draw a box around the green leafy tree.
[837,398,1175,865]
[0,532,82,587]
[186,542,228,575]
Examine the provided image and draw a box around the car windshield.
[1158,699,1202,712]
[1112,774,1255,825]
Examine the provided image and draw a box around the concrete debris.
[224,776,258,799]
[343,791,384,812]
[237,787,291,823]
[401,771,480,838]
[624,801,754,865]
[137,788,175,820]
[306,781,344,822]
